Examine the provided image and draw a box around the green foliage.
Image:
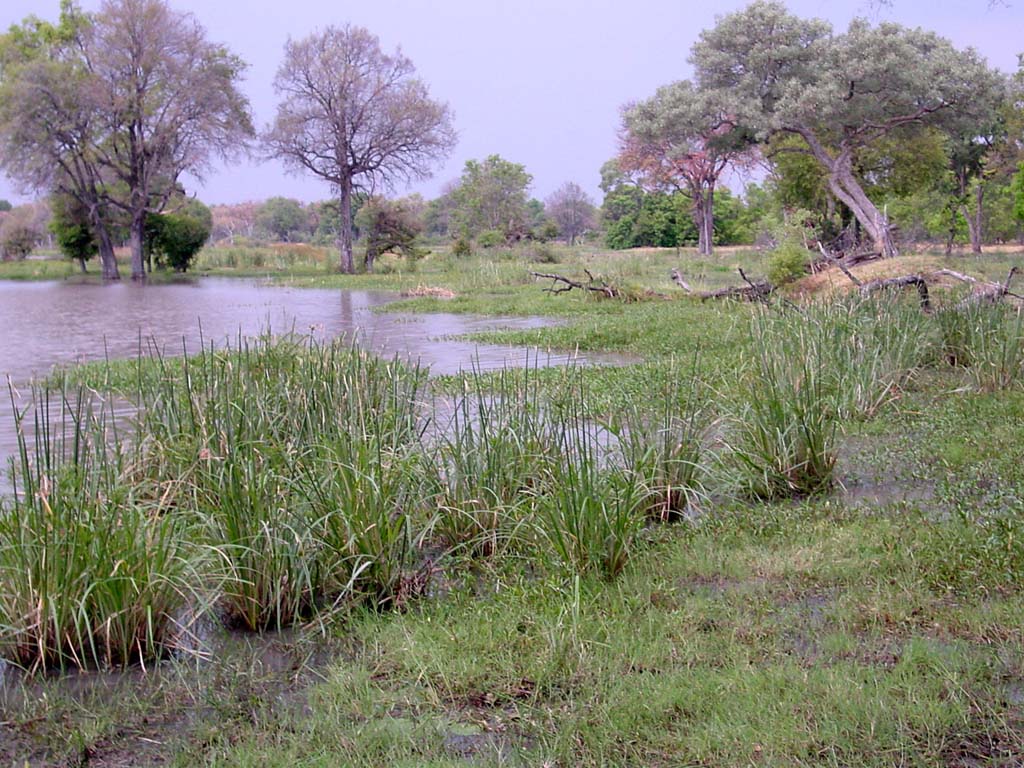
[146,200,212,272]
[451,236,472,258]
[255,197,309,242]
[766,241,809,285]
[49,192,97,267]
[0,199,11,212]
[477,229,504,248]
[450,154,532,240]
[355,196,424,270]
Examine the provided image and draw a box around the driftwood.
[932,267,1021,308]
[529,269,619,299]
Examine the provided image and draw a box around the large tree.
[619,82,754,255]
[545,182,596,245]
[0,0,252,280]
[691,1,1002,257]
[0,4,121,278]
[87,0,252,279]
[263,25,456,274]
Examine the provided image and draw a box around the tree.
[356,195,425,271]
[692,1,1002,257]
[0,4,121,278]
[86,0,252,279]
[450,155,532,242]
[255,197,309,242]
[50,191,97,272]
[0,200,11,212]
[619,81,755,255]
[546,182,595,245]
[0,203,43,259]
[0,0,252,280]
[264,25,455,274]
[210,201,259,244]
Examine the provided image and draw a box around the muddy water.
[0,278,625,493]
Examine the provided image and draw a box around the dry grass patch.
[400,284,457,299]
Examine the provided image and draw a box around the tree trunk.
[129,208,146,280]
[78,257,87,274]
[87,204,120,280]
[797,130,897,258]
[694,187,714,256]
[338,178,355,274]
[961,183,983,254]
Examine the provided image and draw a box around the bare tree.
[263,25,456,273]
[88,0,253,279]
[545,182,596,245]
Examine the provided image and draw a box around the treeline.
[2,0,1024,279]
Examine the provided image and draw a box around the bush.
[451,237,472,258]
[477,229,505,249]
[766,241,810,286]
[528,242,559,264]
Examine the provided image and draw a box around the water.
[0,278,626,491]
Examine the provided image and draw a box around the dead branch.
[816,241,862,287]
[860,274,931,309]
[699,269,774,302]
[933,267,1021,308]
[529,270,619,299]
[670,268,693,293]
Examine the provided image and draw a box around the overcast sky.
[0,0,1021,207]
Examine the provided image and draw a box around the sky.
[0,0,1021,208]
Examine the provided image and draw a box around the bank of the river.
[2,246,1024,766]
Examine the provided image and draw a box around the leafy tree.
[0,200,11,212]
[255,197,308,242]
[0,203,42,259]
[450,155,533,242]
[619,81,755,255]
[0,1,251,280]
[355,196,424,271]
[546,182,596,245]
[0,4,121,278]
[50,191,97,272]
[264,25,455,274]
[87,0,251,279]
[692,1,1002,257]
[146,199,212,272]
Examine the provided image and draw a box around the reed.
[0,386,195,670]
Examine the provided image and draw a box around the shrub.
[477,229,505,249]
[766,241,810,286]
[451,237,472,258]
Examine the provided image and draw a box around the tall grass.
[814,295,934,419]
[0,387,195,670]
[535,375,647,580]
[606,358,709,522]
[728,310,838,500]
[430,364,555,556]
[936,301,1024,392]
[134,335,429,627]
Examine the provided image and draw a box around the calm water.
[0,278,622,492]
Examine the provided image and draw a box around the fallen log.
[859,274,931,309]
[699,269,773,302]
[529,269,619,299]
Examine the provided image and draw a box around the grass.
[3,245,1024,765]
